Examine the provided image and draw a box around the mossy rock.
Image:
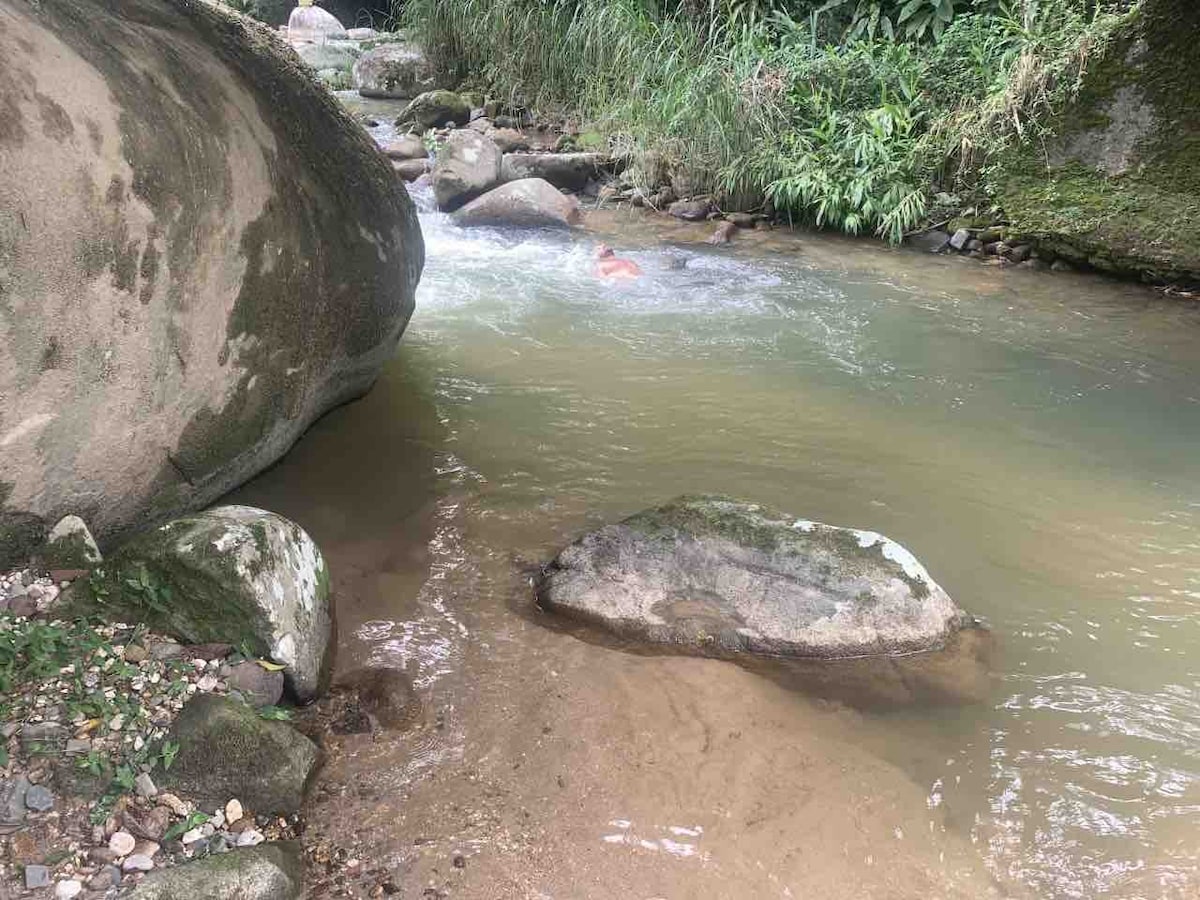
[161,695,317,817]
[396,90,471,130]
[995,0,1200,282]
[125,842,302,899]
[536,495,968,660]
[63,505,332,701]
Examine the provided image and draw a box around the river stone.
[291,41,357,74]
[432,130,503,212]
[536,496,967,659]
[396,90,471,131]
[667,198,714,221]
[162,696,318,817]
[382,135,428,160]
[906,229,951,253]
[451,179,582,229]
[500,152,607,192]
[488,128,530,153]
[314,667,421,735]
[225,660,285,708]
[392,159,431,182]
[0,0,423,570]
[353,42,443,99]
[125,843,302,900]
[39,515,102,569]
[286,4,347,42]
[64,506,331,701]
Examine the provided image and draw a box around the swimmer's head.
[594,243,615,259]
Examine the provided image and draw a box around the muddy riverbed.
[234,191,1200,899]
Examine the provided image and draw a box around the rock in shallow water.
[452,179,582,229]
[536,495,969,659]
[432,130,503,212]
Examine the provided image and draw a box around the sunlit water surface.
[242,178,1200,898]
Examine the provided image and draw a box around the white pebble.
[109,831,136,856]
[224,798,243,825]
[122,854,154,872]
[55,880,82,900]
[235,829,264,847]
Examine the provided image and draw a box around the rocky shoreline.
[277,2,1199,295]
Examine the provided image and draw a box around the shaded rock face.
[536,496,968,659]
[432,130,503,212]
[64,505,332,701]
[0,0,424,569]
[352,43,443,99]
[452,179,582,229]
[500,152,606,192]
[997,0,1200,281]
[126,842,303,899]
[163,695,318,817]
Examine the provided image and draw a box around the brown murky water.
[234,193,1200,899]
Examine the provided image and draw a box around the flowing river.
[233,185,1200,899]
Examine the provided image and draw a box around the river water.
[235,184,1200,899]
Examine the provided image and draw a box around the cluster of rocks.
[277,9,771,238]
[908,222,1075,273]
[278,3,390,89]
[1,505,331,898]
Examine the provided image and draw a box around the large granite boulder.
[536,496,969,659]
[0,0,423,569]
[352,42,443,99]
[65,506,332,700]
[162,696,318,817]
[432,130,503,212]
[452,179,582,229]
[500,152,608,192]
[127,843,303,899]
[996,0,1200,281]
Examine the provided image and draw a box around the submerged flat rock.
[536,496,968,659]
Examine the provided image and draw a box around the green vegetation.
[402,0,1138,241]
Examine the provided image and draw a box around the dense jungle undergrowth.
[400,0,1140,242]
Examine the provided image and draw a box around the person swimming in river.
[593,243,643,279]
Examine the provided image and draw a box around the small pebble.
[225,798,243,824]
[87,866,121,891]
[159,792,190,816]
[235,828,264,847]
[54,880,83,899]
[134,772,157,798]
[25,784,54,812]
[109,830,136,856]
[24,865,51,889]
[122,854,154,873]
[181,827,205,845]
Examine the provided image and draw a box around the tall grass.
[402,0,1141,241]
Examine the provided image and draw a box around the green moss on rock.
[161,695,318,816]
[995,0,1200,282]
